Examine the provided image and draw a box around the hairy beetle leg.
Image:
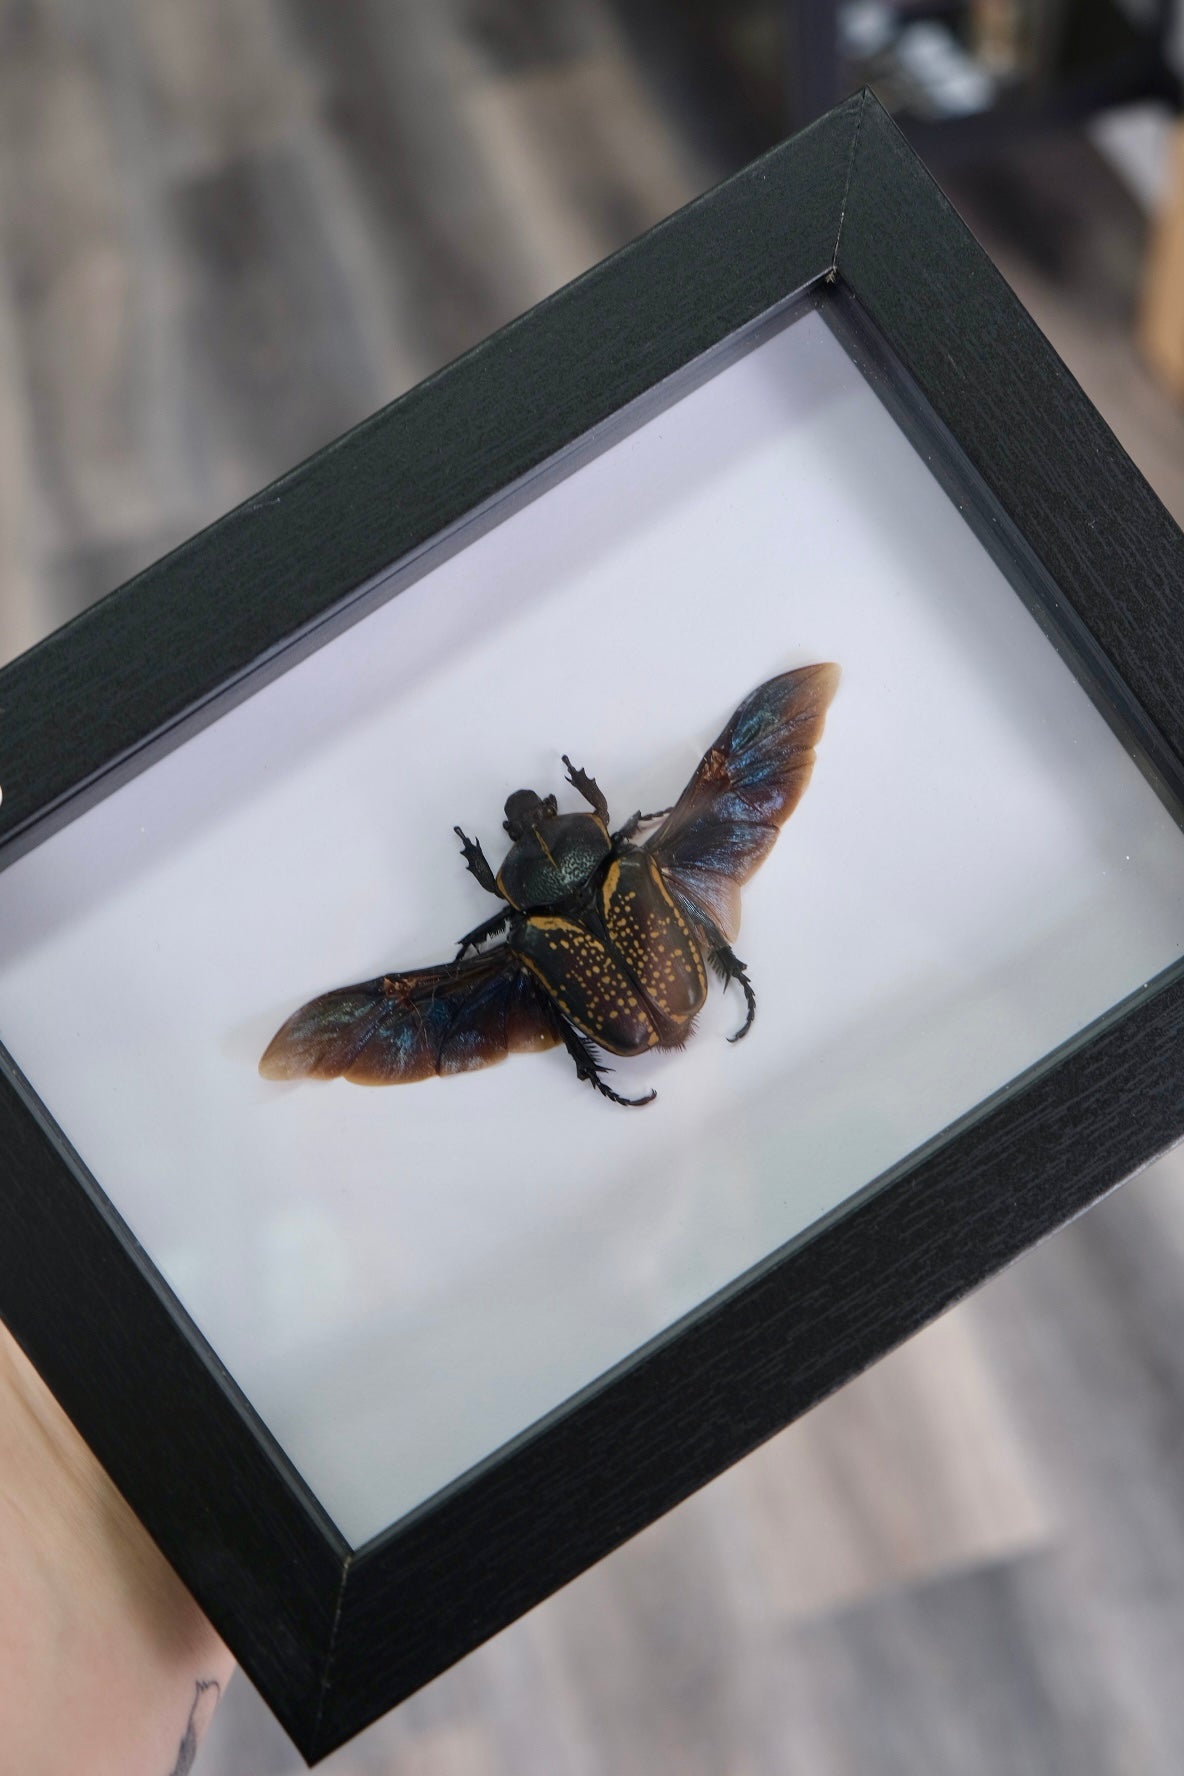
[710,944,757,1042]
[455,908,512,958]
[453,826,504,899]
[555,1016,657,1108]
[561,755,609,824]
[612,805,673,844]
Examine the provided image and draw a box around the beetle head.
[503,789,558,840]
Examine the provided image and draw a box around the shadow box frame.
[3,90,1184,1764]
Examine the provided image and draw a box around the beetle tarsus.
[613,805,673,844]
[454,826,503,899]
[456,908,512,957]
[555,1016,657,1108]
[561,755,610,823]
[710,944,757,1041]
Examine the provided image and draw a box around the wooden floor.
[4,4,1184,1772]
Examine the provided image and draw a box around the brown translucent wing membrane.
[647,664,840,943]
[258,949,558,1086]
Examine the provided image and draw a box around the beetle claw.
[553,1014,657,1107]
[598,1080,658,1108]
[709,943,757,1041]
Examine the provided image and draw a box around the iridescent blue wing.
[259,947,557,1086]
[646,664,839,943]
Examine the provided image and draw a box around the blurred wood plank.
[283,0,545,371]
[711,1299,1052,1628]
[134,0,316,177]
[946,132,1184,524]
[0,2,159,558]
[0,0,203,630]
[199,1300,1051,1776]
[0,247,42,668]
[457,53,704,295]
[167,146,395,489]
[1140,123,1184,400]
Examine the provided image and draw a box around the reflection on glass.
[0,305,1182,1548]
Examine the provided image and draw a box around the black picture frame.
[3,90,1184,1764]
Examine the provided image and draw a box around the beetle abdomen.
[511,916,659,1055]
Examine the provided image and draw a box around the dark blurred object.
[615,0,1180,161]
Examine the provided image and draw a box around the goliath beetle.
[259,664,839,1106]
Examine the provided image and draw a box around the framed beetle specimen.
[3,92,1184,1763]
[259,666,840,1106]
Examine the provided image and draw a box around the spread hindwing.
[257,951,558,1085]
[646,662,840,943]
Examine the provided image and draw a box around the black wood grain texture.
[0,1050,348,1751]
[0,95,858,869]
[315,963,1184,1755]
[836,94,1184,794]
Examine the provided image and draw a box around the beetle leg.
[561,755,609,823]
[553,1015,656,1108]
[709,943,757,1042]
[612,805,673,844]
[455,908,512,958]
[453,826,504,899]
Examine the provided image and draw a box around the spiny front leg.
[561,755,609,823]
[453,826,504,899]
[456,908,512,958]
[709,942,757,1042]
[553,1014,656,1108]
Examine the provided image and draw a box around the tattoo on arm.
[168,1679,222,1776]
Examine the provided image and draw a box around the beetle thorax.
[497,812,611,910]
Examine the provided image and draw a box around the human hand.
[0,1319,234,1776]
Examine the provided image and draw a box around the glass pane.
[1,303,1182,1548]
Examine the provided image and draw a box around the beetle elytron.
[259,664,839,1106]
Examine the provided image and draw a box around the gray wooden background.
[3,3,1184,1772]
